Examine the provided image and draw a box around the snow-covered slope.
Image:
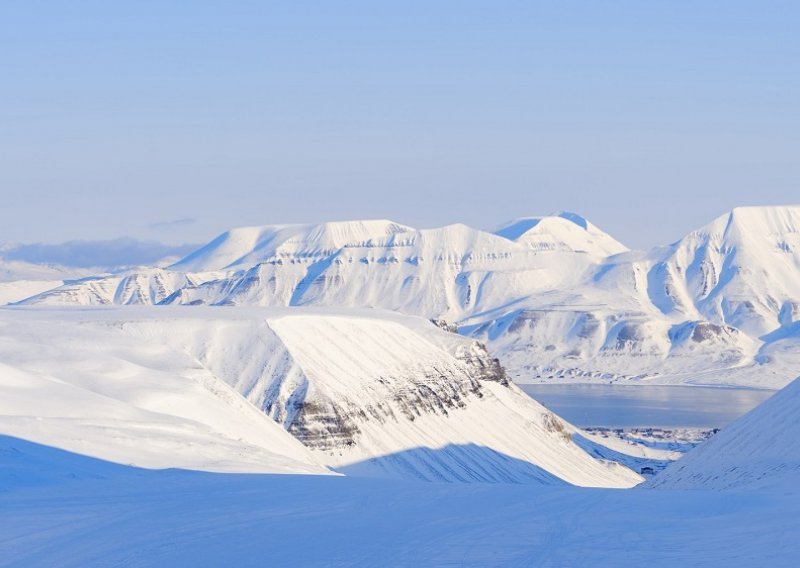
[17,206,800,388]
[0,308,330,475]
[649,377,798,490]
[0,306,640,487]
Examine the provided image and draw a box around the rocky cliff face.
[284,342,510,451]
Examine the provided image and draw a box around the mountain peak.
[692,205,800,239]
[494,213,627,256]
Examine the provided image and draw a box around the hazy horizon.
[2,1,798,248]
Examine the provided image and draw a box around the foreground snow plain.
[2,435,798,567]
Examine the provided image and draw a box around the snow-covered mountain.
[464,206,800,388]
[0,306,641,487]
[649,376,799,490]
[19,213,611,314]
[16,206,800,388]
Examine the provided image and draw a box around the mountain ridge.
[14,205,800,389]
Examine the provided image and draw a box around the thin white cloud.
[148,218,198,231]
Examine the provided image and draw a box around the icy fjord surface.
[0,306,640,488]
[17,207,800,389]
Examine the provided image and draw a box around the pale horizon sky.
[2,1,798,249]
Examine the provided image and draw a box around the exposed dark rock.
[430,319,459,334]
[281,339,511,451]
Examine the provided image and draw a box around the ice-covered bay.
[521,384,774,428]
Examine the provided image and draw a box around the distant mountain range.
[11,206,800,389]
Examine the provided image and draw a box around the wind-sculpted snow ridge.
[649,377,798,490]
[0,306,641,488]
[16,206,800,388]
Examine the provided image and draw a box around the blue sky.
[2,1,798,248]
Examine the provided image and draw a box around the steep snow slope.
[111,307,641,487]
[649,377,798,490]
[609,206,800,337]
[461,291,772,387]
[0,308,330,475]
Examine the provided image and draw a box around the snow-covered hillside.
[0,306,641,488]
[0,309,329,476]
[649,376,799,490]
[17,206,800,388]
